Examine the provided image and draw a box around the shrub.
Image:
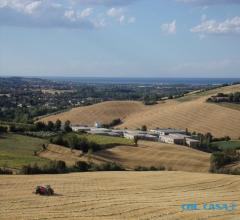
[0,168,13,175]
[74,161,89,172]
[90,162,124,171]
[134,165,166,171]
[0,125,8,133]
[20,160,67,174]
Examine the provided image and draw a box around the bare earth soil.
[0,171,240,220]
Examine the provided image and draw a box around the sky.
[0,0,240,78]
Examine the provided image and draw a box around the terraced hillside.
[1,171,240,220]
[41,84,240,138]
[39,141,210,173]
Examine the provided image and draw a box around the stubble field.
[0,171,240,220]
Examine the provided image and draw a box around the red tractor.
[35,185,54,196]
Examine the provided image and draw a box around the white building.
[185,138,200,148]
[71,126,91,132]
[94,122,102,128]
[159,134,189,145]
[150,128,186,136]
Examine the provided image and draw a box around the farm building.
[94,122,102,128]
[124,132,158,142]
[185,138,200,148]
[150,128,186,136]
[159,134,189,145]
[71,126,91,132]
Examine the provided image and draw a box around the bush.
[90,162,124,171]
[102,118,122,128]
[134,165,166,171]
[0,125,8,133]
[212,136,231,142]
[20,160,67,174]
[50,134,68,146]
[74,161,89,172]
[210,150,239,173]
[0,167,13,175]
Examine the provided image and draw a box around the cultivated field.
[41,84,240,139]
[0,171,240,220]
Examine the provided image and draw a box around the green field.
[0,134,50,169]
[211,140,240,151]
[76,133,134,147]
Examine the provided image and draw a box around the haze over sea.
[44,77,240,85]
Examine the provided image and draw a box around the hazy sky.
[0,0,240,78]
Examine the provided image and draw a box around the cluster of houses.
[71,122,200,148]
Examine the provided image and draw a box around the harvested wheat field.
[0,171,240,220]
[38,141,210,172]
[41,101,146,126]
[38,144,84,166]
[41,84,240,139]
[94,141,210,172]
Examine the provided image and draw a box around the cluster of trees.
[50,133,101,153]
[0,167,13,175]
[0,125,8,134]
[102,118,122,128]
[21,161,67,174]
[210,149,240,174]
[134,165,166,171]
[207,92,240,103]
[143,95,158,105]
[20,160,124,174]
[187,131,231,152]
[3,119,72,134]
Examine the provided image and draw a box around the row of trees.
[207,92,240,103]
[21,160,124,174]
[50,133,101,153]
[1,119,72,134]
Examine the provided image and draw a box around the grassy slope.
[211,140,240,150]
[0,134,49,169]
[76,133,134,147]
[1,171,240,220]
[41,84,240,139]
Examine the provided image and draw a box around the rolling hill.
[39,141,210,173]
[1,171,240,220]
[41,84,240,138]
[41,101,146,126]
